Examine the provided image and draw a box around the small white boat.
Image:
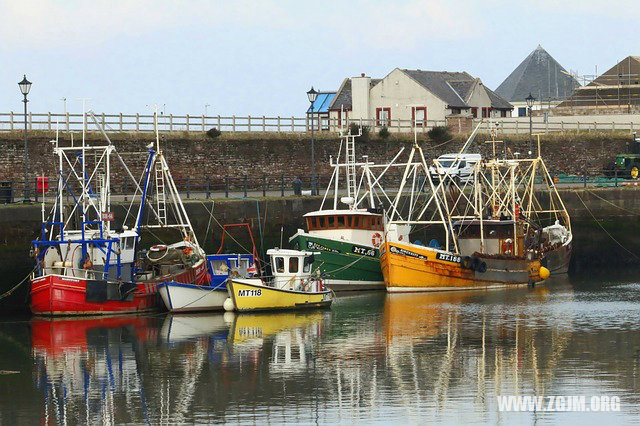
[159,253,257,312]
[158,282,228,313]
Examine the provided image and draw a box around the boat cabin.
[267,248,318,291]
[303,210,384,247]
[207,254,255,286]
[453,220,524,257]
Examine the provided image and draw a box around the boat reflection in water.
[31,316,159,425]
[21,275,640,423]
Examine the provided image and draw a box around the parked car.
[429,153,482,183]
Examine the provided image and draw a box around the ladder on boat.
[155,165,167,225]
[346,134,357,199]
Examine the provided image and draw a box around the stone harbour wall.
[0,131,635,186]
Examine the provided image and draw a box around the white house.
[328,69,513,131]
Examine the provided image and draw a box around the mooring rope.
[575,191,640,260]
[0,266,37,301]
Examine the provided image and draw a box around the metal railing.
[0,169,635,205]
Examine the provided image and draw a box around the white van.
[429,153,482,183]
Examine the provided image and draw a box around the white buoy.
[223,297,235,312]
[222,311,236,324]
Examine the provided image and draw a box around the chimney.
[351,73,372,120]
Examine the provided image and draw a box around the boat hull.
[290,233,384,290]
[380,241,543,293]
[158,282,228,312]
[228,279,332,312]
[30,260,209,316]
[542,238,572,275]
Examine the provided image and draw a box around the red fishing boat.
[29,111,208,315]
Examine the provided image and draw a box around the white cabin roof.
[267,248,316,256]
[303,209,381,218]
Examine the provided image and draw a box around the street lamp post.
[525,92,535,155]
[307,87,318,195]
[19,75,32,203]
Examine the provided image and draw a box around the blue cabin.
[206,254,256,287]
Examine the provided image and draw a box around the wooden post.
[277,116,281,132]
[29,112,32,130]
[67,112,71,131]
[202,114,206,132]
[577,121,580,132]
[102,112,106,128]
[612,121,615,131]
[515,120,519,133]
[186,114,190,132]
[248,115,251,132]
[170,114,174,132]
[9,112,14,131]
[262,115,266,132]
[232,115,236,132]
[136,113,140,132]
[217,114,221,131]
[47,112,51,130]
[119,113,123,131]
[291,116,295,132]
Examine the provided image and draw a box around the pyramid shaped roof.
[495,45,579,102]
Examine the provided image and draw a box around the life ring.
[150,245,168,252]
[371,232,383,248]
[502,238,513,255]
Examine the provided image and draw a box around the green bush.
[206,127,222,139]
[348,123,370,142]
[378,126,390,139]
[427,126,451,143]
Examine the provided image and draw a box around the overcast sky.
[1,0,638,117]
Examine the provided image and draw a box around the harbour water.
[1,273,639,424]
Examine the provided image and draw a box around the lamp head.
[307,87,318,103]
[18,75,32,96]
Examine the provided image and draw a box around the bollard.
[224,177,229,198]
[206,177,211,199]
[281,175,285,197]
[262,175,266,197]
[243,176,248,197]
[186,178,191,199]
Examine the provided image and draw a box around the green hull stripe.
[291,235,383,282]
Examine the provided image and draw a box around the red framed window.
[471,107,478,118]
[376,107,391,127]
[412,107,427,127]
